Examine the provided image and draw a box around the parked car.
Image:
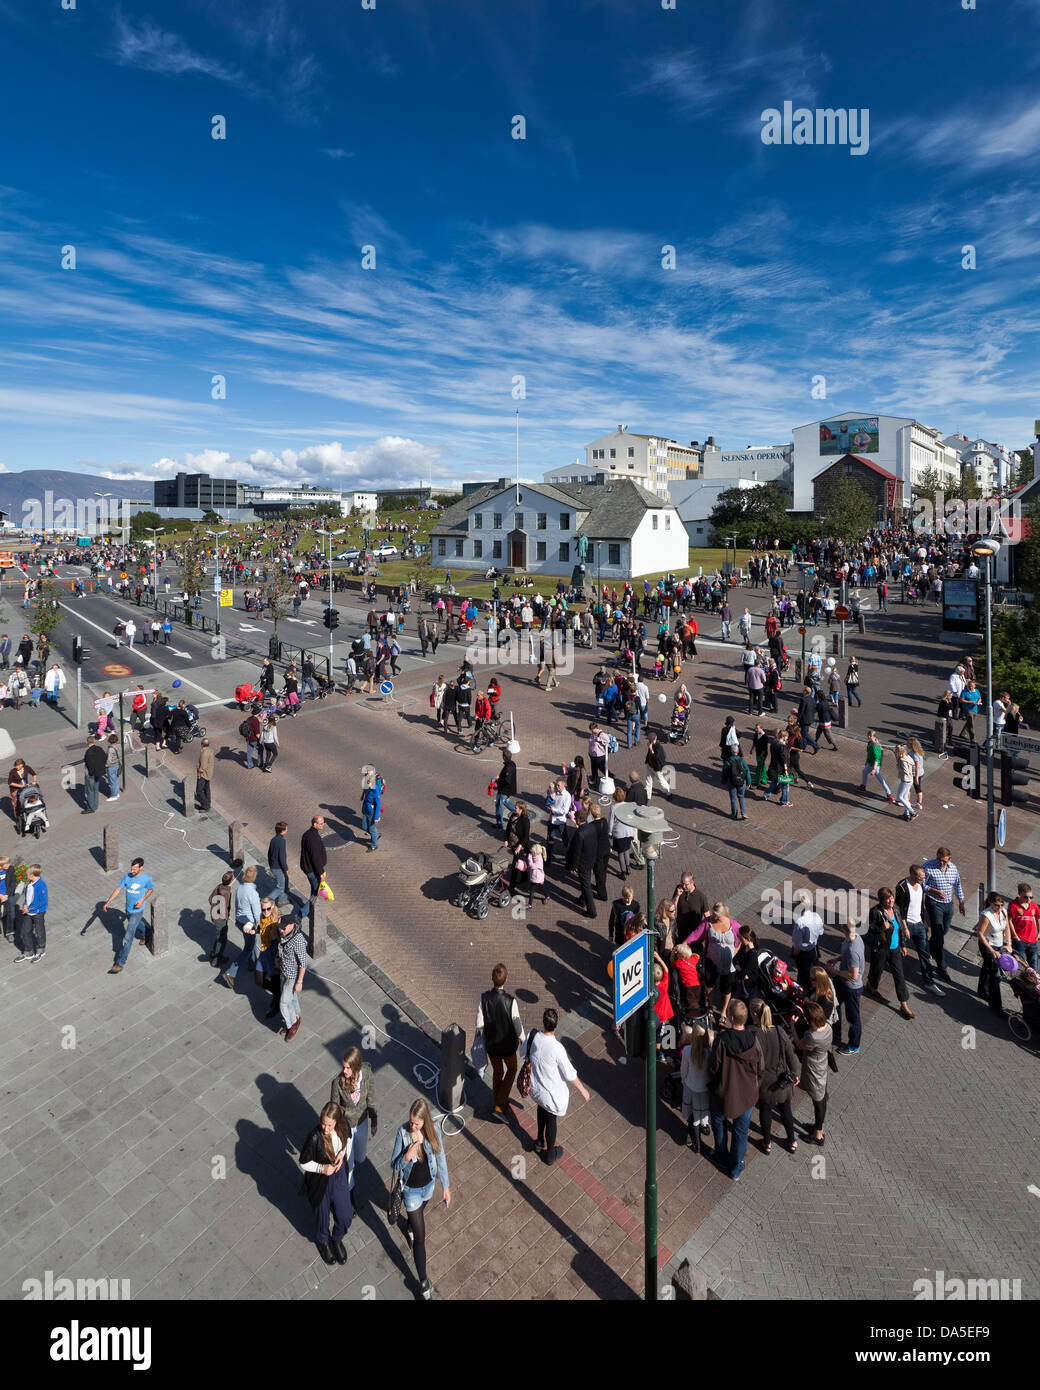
[372,545,399,558]
[334,549,361,561]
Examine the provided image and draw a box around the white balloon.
[826,657,836,666]
[658,693,667,703]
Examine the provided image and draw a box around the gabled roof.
[428,478,673,541]
[812,453,900,482]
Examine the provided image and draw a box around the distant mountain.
[0,471,149,526]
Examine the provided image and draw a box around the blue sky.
[1,0,1038,490]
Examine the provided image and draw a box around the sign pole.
[644,849,658,1303]
[76,664,81,731]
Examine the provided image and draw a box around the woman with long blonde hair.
[390,1097,451,1300]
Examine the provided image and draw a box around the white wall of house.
[343,492,378,512]
[432,489,589,572]
[626,506,688,575]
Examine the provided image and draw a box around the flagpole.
[515,408,520,503]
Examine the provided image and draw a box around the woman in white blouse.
[298,1103,354,1266]
[527,1008,589,1166]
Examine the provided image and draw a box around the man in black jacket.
[268,821,292,902]
[495,749,517,830]
[590,804,611,901]
[83,734,107,813]
[300,815,328,901]
[258,658,276,695]
[796,685,820,753]
[762,727,791,806]
[644,733,671,799]
[566,811,599,918]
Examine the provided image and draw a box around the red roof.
[812,453,900,482]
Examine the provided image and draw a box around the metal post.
[118,693,126,786]
[328,533,334,674]
[76,664,81,731]
[840,578,847,658]
[644,846,658,1302]
[800,568,807,675]
[984,556,996,892]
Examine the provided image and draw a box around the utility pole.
[206,529,228,635]
[972,538,1002,891]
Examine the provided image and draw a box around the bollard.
[672,1260,709,1301]
[103,825,119,872]
[143,743,149,779]
[437,1023,467,1113]
[933,719,947,755]
[857,613,865,634]
[837,696,848,729]
[181,779,194,819]
[794,658,803,684]
[977,882,985,920]
[831,633,840,655]
[148,895,168,957]
[308,894,328,960]
[228,821,243,866]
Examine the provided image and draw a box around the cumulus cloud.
[100,436,442,489]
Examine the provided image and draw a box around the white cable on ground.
[313,970,468,1136]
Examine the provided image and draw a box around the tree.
[260,570,296,646]
[130,510,162,538]
[409,547,433,594]
[313,502,341,520]
[822,476,875,543]
[1014,499,1040,595]
[912,466,945,508]
[985,606,1040,718]
[179,536,209,600]
[201,510,221,525]
[29,580,63,649]
[708,482,797,548]
[1012,449,1035,490]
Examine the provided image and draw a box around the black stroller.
[1004,962,1040,1046]
[17,784,49,839]
[452,850,512,918]
[667,705,691,745]
[748,949,806,1031]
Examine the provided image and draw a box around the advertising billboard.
[819,417,879,456]
[942,578,979,632]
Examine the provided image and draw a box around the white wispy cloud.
[902,97,1040,171]
[111,13,245,85]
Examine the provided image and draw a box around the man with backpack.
[722,746,751,820]
[644,733,671,799]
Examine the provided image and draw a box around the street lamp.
[610,800,675,1303]
[206,529,228,635]
[971,536,1002,891]
[316,527,346,673]
[93,491,116,546]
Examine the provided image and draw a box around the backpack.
[209,889,229,923]
[238,719,252,739]
[730,759,748,789]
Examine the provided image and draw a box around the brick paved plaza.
[1,579,1037,1304]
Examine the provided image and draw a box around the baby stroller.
[575,625,593,649]
[667,705,691,745]
[17,784,49,839]
[182,705,207,742]
[1003,959,1040,1045]
[314,672,336,699]
[749,949,805,1031]
[235,683,262,710]
[452,849,512,919]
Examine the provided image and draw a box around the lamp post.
[93,492,116,547]
[971,537,1002,892]
[206,529,228,635]
[610,800,674,1303]
[316,527,346,672]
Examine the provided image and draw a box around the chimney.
[706,436,715,447]
[690,441,699,449]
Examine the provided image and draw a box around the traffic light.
[72,635,84,664]
[322,607,340,630]
[1000,751,1029,808]
[953,744,981,799]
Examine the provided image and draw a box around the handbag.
[777,773,794,785]
[514,857,527,873]
[317,874,334,902]
[387,1168,403,1225]
[516,1031,536,1098]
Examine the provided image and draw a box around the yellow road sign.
[220,588,233,607]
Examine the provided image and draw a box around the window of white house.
[493,513,502,529]
[652,514,658,530]
[455,539,464,557]
[493,540,502,558]
[473,539,482,558]
[628,461,634,469]
[559,542,569,562]
[537,513,547,530]
[437,539,446,556]
[560,513,569,530]
[665,514,671,529]
[610,448,616,458]
[515,513,523,530]
[536,541,546,561]
[608,544,621,565]
[628,447,634,457]
[473,513,482,529]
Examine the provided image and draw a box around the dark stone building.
[812,453,903,524]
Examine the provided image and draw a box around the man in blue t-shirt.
[103,857,156,974]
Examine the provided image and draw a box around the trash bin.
[269,636,282,660]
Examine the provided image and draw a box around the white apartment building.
[342,491,378,512]
[942,435,1013,493]
[578,426,702,497]
[791,413,962,511]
